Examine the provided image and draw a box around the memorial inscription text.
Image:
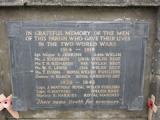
[8,22,148,110]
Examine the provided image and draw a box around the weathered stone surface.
[150,7,160,120]
[153,108,160,120]
[151,7,160,105]
[7,110,147,120]
[0,0,160,6]
[0,7,156,120]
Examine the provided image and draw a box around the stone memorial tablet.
[7,21,148,111]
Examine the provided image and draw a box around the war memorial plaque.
[7,21,148,111]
